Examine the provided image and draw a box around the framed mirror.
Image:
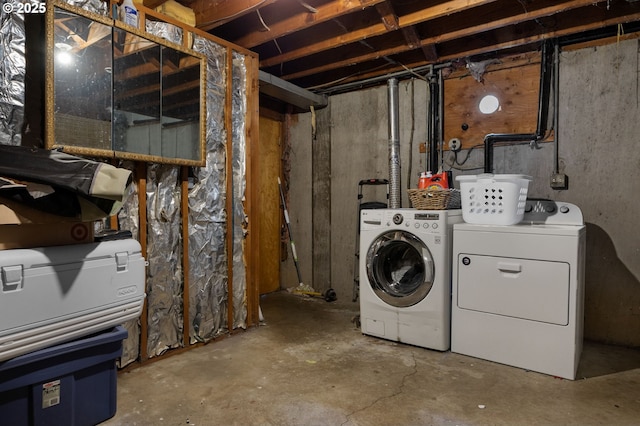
[45,0,206,166]
[48,5,113,153]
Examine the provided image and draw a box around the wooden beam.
[278,0,610,81]
[245,53,261,327]
[423,0,608,45]
[137,162,149,362]
[375,1,399,31]
[400,25,420,50]
[375,1,438,64]
[233,0,387,48]
[225,46,234,332]
[181,166,190,348]
[194,0,280,31]
[260,0,499,67]
[420,43,439,63]
[434,11,640,64]
[403,26,439,62]
[306,11,640,90]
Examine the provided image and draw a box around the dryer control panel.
[522,199,583,226]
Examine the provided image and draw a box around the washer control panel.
[522,199,583,226]
[361,209,447,233]
[384,211,442,232]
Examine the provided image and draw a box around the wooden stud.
[137,161,149,362]
[181,166,191,346]
[226,46,235,332]
[245,53,261,327]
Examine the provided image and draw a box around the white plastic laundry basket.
[456,174,532,225]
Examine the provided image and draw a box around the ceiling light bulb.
[479,95,500,114]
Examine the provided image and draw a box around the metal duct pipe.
[427,74,439,172]
[388,78,401,208]
[437,69,445,172]
[553,41,560,175]
[316,62,452,96]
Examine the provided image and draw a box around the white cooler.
[0,239,146,362]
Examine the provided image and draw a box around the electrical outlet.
[550,173,569,190]
[448,138,462,152]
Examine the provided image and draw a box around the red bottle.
[418,171,449,190]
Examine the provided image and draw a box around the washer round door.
[366,230,435,307]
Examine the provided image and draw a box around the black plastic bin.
[0,326,128,426]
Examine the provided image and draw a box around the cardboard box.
[0,197,94,250]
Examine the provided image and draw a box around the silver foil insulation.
[0,2,249,362]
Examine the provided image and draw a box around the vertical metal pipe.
[388,78,401,208]
[438,69,445,172]
[425,66,434,171]
[427,75,439,172]
[553,41,560,174]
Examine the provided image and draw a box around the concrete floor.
[104,291,640,426]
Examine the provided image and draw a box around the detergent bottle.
[418,171,450,190]
[418,172,432,189]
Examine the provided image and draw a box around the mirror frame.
[45,0,207,167]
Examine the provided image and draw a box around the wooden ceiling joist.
[375,1,399,31]
[305,10,640,90]
[259,0,499,68]
[277,0,620,81]
[375,1,437,63]
[232,0,386,49]
[195,0,280,31]
[163,0,640,92]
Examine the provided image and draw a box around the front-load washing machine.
[451,199,586,379]
[359,208,462,350]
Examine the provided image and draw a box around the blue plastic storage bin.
[0,326,128,426]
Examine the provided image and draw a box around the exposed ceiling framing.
[142,0,640,96]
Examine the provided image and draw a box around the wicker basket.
[408,188,461,210]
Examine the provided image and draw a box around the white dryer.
[359,208,462,350]
[451,199,586,379]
